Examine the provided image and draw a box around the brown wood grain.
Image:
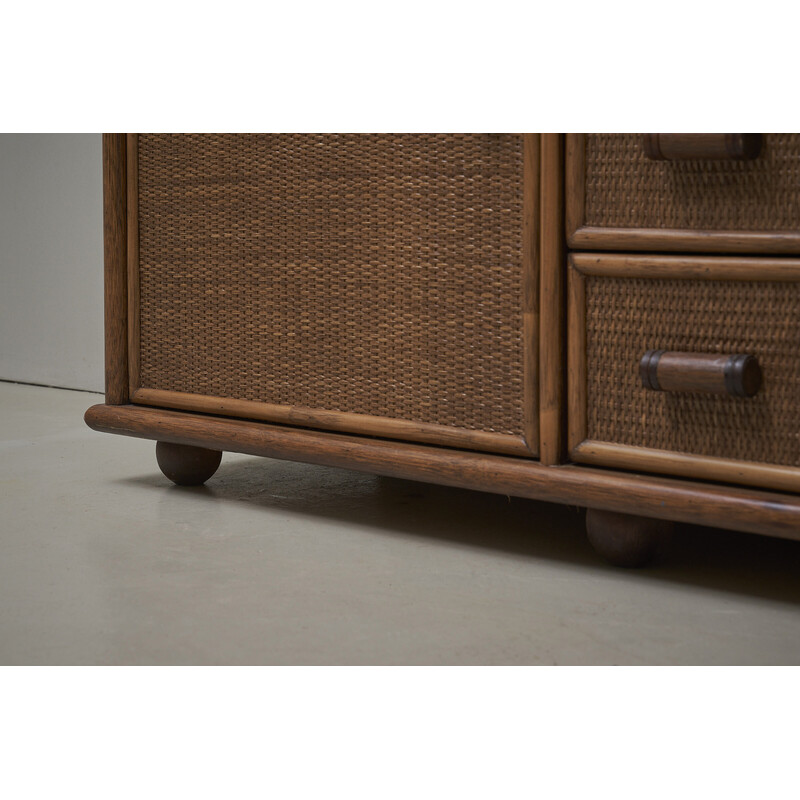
[643,351,762,398]
[571,252,800,281]
[102,133,128,404]
[522,133,540,456]
[564,133,585,243]
[566,256,586,452]
[568,226,800,255]
[85,402,800,540]
[131,387,532,457]
[573,441,800,495]
[539,133,565,465]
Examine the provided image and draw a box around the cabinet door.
[126,134,539,456]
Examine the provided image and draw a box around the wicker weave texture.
[585,276,800,466]
[136,134,527,438]
[584,134,800,231]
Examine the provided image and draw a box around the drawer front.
[567,134,800,254]
[128,134,539,457]
[568,254,800,492]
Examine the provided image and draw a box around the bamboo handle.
[640,351,762,398]
[642,134,762,161]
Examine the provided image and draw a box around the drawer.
[567,253,800,492]
[566,134,800,254]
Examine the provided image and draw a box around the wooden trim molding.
[132,388,533,457]
[568,227,800,255]
[85,402,800,541]
[573,441,800,495]
[126,134,140,396]
[564,133,585,244]
[522,132,541,456]
[566,256,586,452]
[102,133,128,405]
[570,252,800,281]
[538,133,565,465]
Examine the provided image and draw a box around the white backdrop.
[0,134,104,393]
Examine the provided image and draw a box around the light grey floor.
[2,380,799,665]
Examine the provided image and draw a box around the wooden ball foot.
[156,441,222,486]
[585,508,674,568]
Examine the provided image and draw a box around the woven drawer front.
[582,133,800,237]
[585,276,800,466]
[135,134,530,446]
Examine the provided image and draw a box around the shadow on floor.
[120,454,800,607]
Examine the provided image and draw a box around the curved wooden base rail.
[85,403,800,541]
[131,387,533,458]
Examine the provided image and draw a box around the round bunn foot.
[585,508,674,568]
[155,441,222,486]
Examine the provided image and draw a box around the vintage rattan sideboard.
[85,134,800,566]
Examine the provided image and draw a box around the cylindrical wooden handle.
[642,134,762,161]
[640,351,762,398]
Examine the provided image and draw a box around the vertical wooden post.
[102,133,128,404]
[539,134,565,464]
[567,257,586,453]
[126,134,140,397]
[522,133,541,455]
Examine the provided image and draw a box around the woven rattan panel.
[136,134,527,440]
[584,134,800,230]
[585,277,800,466]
